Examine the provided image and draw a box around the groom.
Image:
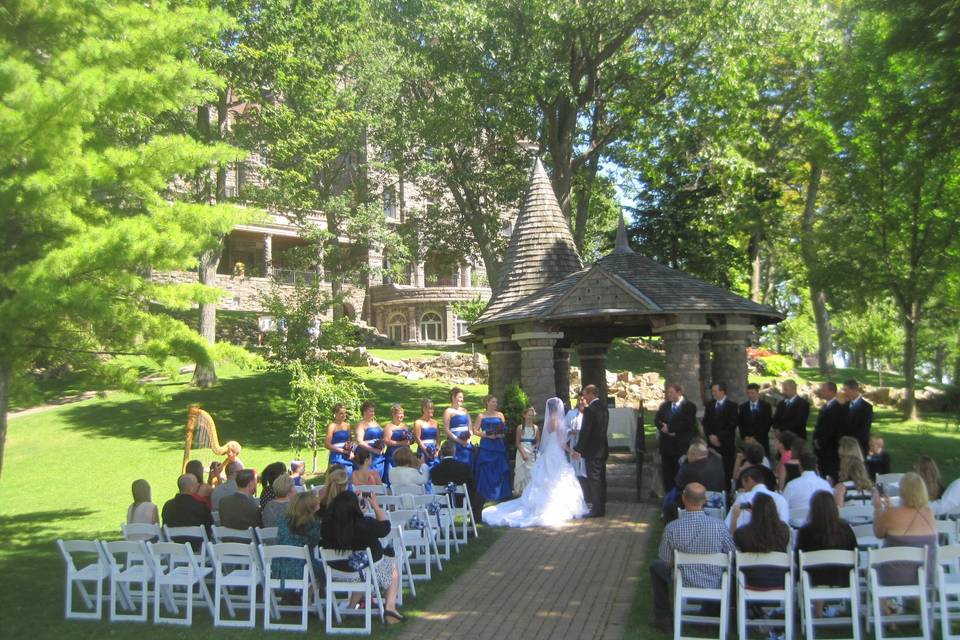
[573,384,609,518]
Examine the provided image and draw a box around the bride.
[482,397,589,528]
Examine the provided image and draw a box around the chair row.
[122,523,278,546]
[671,543,960,640]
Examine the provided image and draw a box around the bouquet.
[485,422,507,437]
[341,440,354,454]
[370,438,385,452]
[392,429,412,444]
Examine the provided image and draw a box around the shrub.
[500,381,530,455]
[758,354,795,377]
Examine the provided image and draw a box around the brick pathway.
[395,500,652,640]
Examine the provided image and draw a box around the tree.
[0,0,253,477]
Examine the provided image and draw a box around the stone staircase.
[606,449,662,503]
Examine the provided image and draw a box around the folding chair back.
[259,544,322,631]
[867,545,931,640]
[736,551,794,640]
[937,544,960,640]
[147,541,214,625]
[390,483,425,496]
[937,520,959,546]
[354,484,386,496]
[798,549,861,640]
[256,526,278,545]
[209,542,261,628]
[211,525,256,544]
[318,547,382,635]
[99,539,153,622]
[162,525,209,553]
[390,509,435,580]
[122,523,161,542]
[57,539,108,620]
[839,505,874,525]
[376,495,407,511]
[672,551,731,640]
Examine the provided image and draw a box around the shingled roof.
[474,158,582,325]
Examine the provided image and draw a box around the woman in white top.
[126,479,158,539]
[388,447,430,490]
[513,406,540,496]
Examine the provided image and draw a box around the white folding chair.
[148,541,214,625]
[390,483,426,496]
[212,510,221,525]
[209,542,261,628]
[382,525,416,601]
[672,551,731,640]
[798,549,861,640]
[354,484,387,496]
[410,493,459,559]
[877,474,903,497]
[937,520,959,546]
[57,539,108,620]
[389,509,434,580]
[99,539,153,622]
[867,546,932,640]
[444,483,478,543]
[839,505,874,526]
[705,491,727,518]
[375,495,407,511]
[259,544,323,631]
[736,551,794,640]
[937,544,960,640]
[256,526,278,546]
[211,525,256,544]
[318,547,383,635]
[121,523,161,542]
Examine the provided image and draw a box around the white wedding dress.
[482,397,589,528]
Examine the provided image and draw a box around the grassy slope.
[0,363,488,639]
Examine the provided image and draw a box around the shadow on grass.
[0,508,97,550]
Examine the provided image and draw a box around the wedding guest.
[866,436,891,480]
[413,399,441,474]
[355,400,386,478]
[222,440,244,470]
[834,438,874,506]
[275,493,324,583]
[351,447,383,488]
[782,451,832,518]
[211,462,241,512]
[772,379,810,441]
[727,467,789,530]
[219,469,262,529]
[739,383,773,458]
[161,474,213,548]
[262,473,295,528]
[383,403,413,485]
[783,438,807,487]
[731,493,791,588]
[431,440,483,523]
[317,466,349,515]
[914,455,944,501]
[473,395,510,503]
[774,431,796,489]
[389,447,429,489]
[321,491,404,624]
[649,483,735,632]
[185,460,214,510]
[260,461,287,509]
[663,439,725,521]
[514,406,540,496]
[842,379,873,453]
[289,460,304,487]
[126,479,159,538]
[443,387,473,464]
[702,382,739,483]
[813,381,846,482]
[796,491,858,615]
[932,475,960,516]
[655,383,698,495]
[733,442,777,491]
[325,403,354,475]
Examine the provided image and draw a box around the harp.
[181,404,231,474]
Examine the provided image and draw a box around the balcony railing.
[272,268,320,286]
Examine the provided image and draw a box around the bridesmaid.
[355,400,386,479]
[443,387,473,465]
[324,403,354,475]
[513,406,540,496]
[383,403,412,486]
[473,394,510,502]
[414,398,441,480]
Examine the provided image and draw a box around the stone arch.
[387,312,406,342]
[420,311,443,341]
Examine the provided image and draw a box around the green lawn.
[0,363,490,639]
[367,344,472,362]
[570,337,665,374]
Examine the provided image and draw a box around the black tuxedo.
[654,399,698,495]
[575,398,609,516]
[813,399,847,481]
[674,450,726,493]
[431,457,483,522]
[161,494,213,551]
[701,398,739,481]
[738,399,773,457]
[772,395,810,440]
[843,396,873,453]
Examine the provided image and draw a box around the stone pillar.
[461,264,472,288]
[575,342,611,404]
[710,317,755,404]
[554,347,573,408]
[407,306,418,343]
[655,316,710,412]
[483,335,521,402]
[414,262,425,288]
[514,329,563,413]
[699,336,713,405]
[263,234,274,276]
[444,303,455,343]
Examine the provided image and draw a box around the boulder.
[401,371,426,381]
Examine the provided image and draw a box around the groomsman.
[842,379,873,453]
[813,381,846,482]
[772,379,810,441]
[738,383,773,457]
[701,382,739,482]
[655,383,698,496]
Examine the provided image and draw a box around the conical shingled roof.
[473,158,583,327]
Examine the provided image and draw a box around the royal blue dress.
[383,424,411,486]
[475,416,510,502]
[418,424,441,469]
[448,413,473,465]
[328,427,353,475]
[361,425,386,478]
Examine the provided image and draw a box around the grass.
[570,337,665,374]
[367,345,472,362]
[0,362,491,639]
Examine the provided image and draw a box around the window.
[382,186,398,221]
[456,319,469,338]
[388,314,406,342]
[420,312,443,342]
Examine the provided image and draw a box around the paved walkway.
[395,500,653,640]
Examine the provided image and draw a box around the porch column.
[699,336,713,406]
[407,305,418,343]
[554,347,573,409]
[263,234,274,276]
[655,315,710,412]
[709,316,755,404]
[575,342,611,404]
[414,262,425,288]
[444,303,455,343]
[483,334,521,402]
[461,264,472,288]
[514,328,563,414]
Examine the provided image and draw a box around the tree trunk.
[572,151,600,254]
[799,164,835,375]
[933,344,946,384]
[748,232,762,303]
[0,361,9,480]
[902,306,921,420]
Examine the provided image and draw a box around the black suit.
[674,450,726,493]
[574,398,609,517]
[654,399,698,495]
[161,493,213,551]
[772,395,810,440]
[813,399,847,482]
[738,399,773,457]
[701,398,739,482]
[843,396,873,453]
[431,457,483,523]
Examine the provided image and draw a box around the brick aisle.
[394,501,653,640]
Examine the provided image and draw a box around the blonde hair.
[837,436,864,462]
[225,441,242,456]
[318,467,349,511]
[272,473,295,498]
[838,455,873,491]
[131,479,152,504]
[392,446,418,469]
[914,456,943,500]
[899,472,930,510]
[287,492,320,533]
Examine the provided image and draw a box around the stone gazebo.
[468,159,784,413]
